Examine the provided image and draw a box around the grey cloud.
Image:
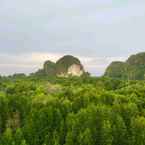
[0,0,145,74]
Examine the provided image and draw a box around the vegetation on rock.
[35,55,84,77]
[104,52,145,80]
[56,55,84,75]
[44,60,56,76]
[0,75,145,145]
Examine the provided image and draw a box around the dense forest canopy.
[0,74,145,145]
[1,52,145,145]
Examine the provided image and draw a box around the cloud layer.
[0,0,145,75]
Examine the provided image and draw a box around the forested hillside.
[105,52,145,80]
[0,75,145,145]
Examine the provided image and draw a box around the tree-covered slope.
[104,52,145,80]
[43,60,56,76]
[104,61,127,79]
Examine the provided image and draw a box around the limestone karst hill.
[35,55,85,77]
[104,52,145,80]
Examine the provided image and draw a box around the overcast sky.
[0,0,145,76]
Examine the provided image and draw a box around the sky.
[0,0,145,76]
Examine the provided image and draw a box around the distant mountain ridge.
[35,55,85,77]
[104,52,145,80]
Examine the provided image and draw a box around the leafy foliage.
[0,75,145,145]
[104,52,145,80]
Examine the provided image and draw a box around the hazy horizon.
[0,0,145,76]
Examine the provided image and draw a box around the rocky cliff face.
[104,52,145,80]
[68,64,84,76]
[55,55,84,77]
[35,55,85,77]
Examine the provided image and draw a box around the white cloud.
[80,56,127,75]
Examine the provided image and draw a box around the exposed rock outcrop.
[55,55,84,77]
[35,55,85,77]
